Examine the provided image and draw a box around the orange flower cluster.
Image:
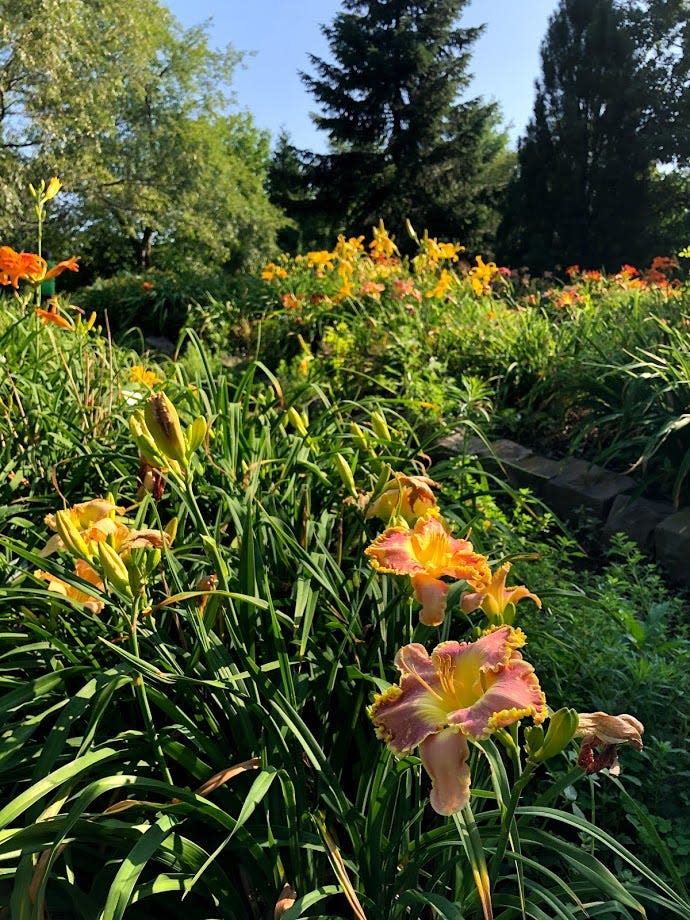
[0,246,79,288]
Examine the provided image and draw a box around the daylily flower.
[43,498,125,556]
[306,250,336,274]
[365,513,490,626]
[468,255,498,296]
[425,268,454,299]
[35,559,105,614]
[359,280,386,300]
[35,302,73,329]
[129,365,162,388]
[575,711,644,776]
[261,262,288,281]
[369,625,547,814]
[369,220,399,262]
[461,562,541,625]
[35,301,96,332]
[43,497,170,561]
[0,246,78,288]
[363,472,439,525]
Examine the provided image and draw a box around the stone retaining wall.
[434,432,689,587]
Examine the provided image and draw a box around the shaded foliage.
[498,0,654,272]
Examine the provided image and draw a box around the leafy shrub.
[75,269,237,341]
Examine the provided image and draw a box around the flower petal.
[365,525,424,574]
[369,643,445,753]
[364,473,439,524]
[420,728,471,815]
[575,712,644,750]
[412,574,449,626]
[447,657,547,738]
[461,562,541,619]
[431,627,546,739]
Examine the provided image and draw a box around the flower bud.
[144,393,187,466]
[129,410,162,466]
[286,406,309,438]
[186,416,209,456]
[524,724,544,759]
[44,176,62,202]
[350,422,369,451]
[527,707,579,763]
[55,510,92,562]
[97,541,132,596]
[164,516,178,545]
[334,452,357,497]
[370,410,391,442]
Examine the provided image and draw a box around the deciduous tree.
[0,0,283,273]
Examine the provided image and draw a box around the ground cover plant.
[1,190,690,918]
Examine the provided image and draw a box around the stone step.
[433,430,690,587]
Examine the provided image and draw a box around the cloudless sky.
[164,0,560,152]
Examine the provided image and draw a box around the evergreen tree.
[498,0,653,272]
[300,0,507,249]
[620,0,690,166]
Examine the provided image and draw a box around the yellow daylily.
[461,562,541,625]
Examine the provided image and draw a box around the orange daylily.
[0,246,78,288]
[35,301,96,332]
[35,559,105,614]
[35,302,73,329]
[461,562,541,625]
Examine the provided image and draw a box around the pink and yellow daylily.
[369,625,547,814]
[365,513,490,626]
[364,472,439,525]
[461,562,541,625]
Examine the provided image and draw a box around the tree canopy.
[0,0,283,274]
[497,0,655,271]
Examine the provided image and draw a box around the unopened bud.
[334,452,357,497]
[144,392,187,465]
[97,541,132,596]
[286,406,308,438]
[130,411,161,466]
[186,416,209,456]
[164,517,178,545]
[55,510,92,562]
[527,708,579,763]
[44,176,62,202]
[350,422,369,451]
[370,410,391,442]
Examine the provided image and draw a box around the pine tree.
[300,0,507,249]
[498,0,653,272]
[620,0,690,166]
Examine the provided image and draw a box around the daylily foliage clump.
[0,182,678,918]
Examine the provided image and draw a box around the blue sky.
[165,0,560,152]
